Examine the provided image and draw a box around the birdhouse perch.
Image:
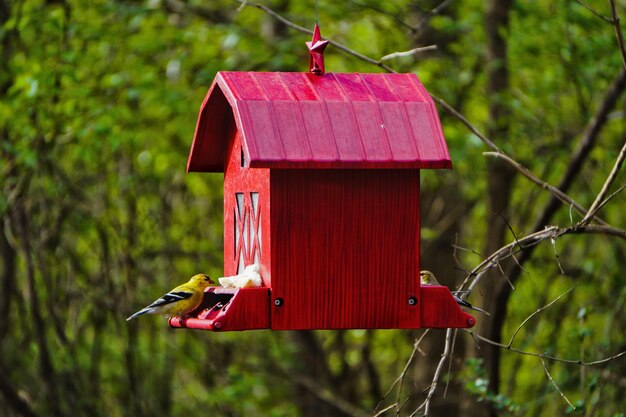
[170,31,475,331]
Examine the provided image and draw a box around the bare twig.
[467,329,626,366]
[443,330,458,398]
[541,357,576,409]
[380,45,437,62]
[233,0,615,233]
[411,329,453,417]
[484,152,607,225]
[507,285,579,347]
[574,0,613,22]
[374,330,430,414]
[234,0,396,72]
[550,236,566,274]
[591,183,626,216]
[581,139,626,224]
[372,403,397,417]
[461,223,626,293]
[610,0,626,69]
[413,0,455,32]
[431,95,499,152]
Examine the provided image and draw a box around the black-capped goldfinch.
[420,270,490,316]
[126,274,214,321]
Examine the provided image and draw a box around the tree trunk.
[471,2,516,417]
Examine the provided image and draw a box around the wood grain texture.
[270,169,422,329]
[224,129,272,285]
[186,71,452,172]
[420,286,476,328]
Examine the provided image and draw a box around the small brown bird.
[420,270,490,316]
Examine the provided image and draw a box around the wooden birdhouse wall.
[173,71,479,332]
[223,127,271,286]
[270,169,422,330]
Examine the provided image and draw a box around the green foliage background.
[1,1,626,416]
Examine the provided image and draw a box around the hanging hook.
[315,0,318,24]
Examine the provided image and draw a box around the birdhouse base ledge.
[421,286,476,328]
[169,287,270,331]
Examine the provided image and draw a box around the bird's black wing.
[148,291,193,308]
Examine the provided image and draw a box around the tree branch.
[581,139,626,224]
[609,0,626,69]
[234,0,396,71]
[541,358,576,410]
[574,0,613,22]
[507,284,579,348]
[467,330,626,366]
[483,152,607,225]
[411,329,453,417]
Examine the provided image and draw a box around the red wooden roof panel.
[187,71,451,172]
[272,100,312,161]
[379,102,419,161]
[279,72,318,101]
[298,101,339,161]
[325,101,366,162]
[351,101,393,160]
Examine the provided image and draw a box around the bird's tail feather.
[468,305,491,316]
[126,308,153,321]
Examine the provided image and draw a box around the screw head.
[466,317,476,327]
[274,298,284,307]
[213,321,222,329]
[408,296,417,306]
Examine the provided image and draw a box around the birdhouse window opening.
[234,191,262,274]
[251,191,261,265]
[240,148,245,168]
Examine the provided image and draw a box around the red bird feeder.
[170,29,475,332]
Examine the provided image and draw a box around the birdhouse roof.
[187,71,452,172]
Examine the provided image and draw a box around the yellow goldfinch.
[420,270,490,316]
[126,274,214,321]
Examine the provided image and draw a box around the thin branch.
[372,403,397,417]
[610,0,626,69]
[467,329,626,366]
[411,329,453,417]
[374,330,430,414]
[541,357,576,409]
[232,0,616,234]
[574,0,613,22]
[484,151,607,225]
[581,139,626,224]
[380,45,437,62]
[431,95,499,152]
[234,0,397,72]
[461,223,626,295]
[592,183,626,215]
[550,236,566,274]
[443,329,458,398]
[462,226,558,291]
[507,284,579,347]
[528,67,626,232]
[413,0,455,32]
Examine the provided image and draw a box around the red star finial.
[306,23,329,75]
